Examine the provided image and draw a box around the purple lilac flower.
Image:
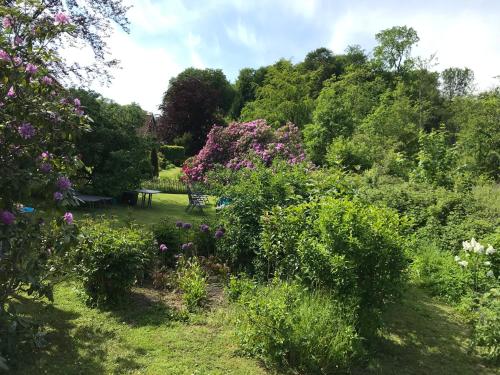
[40,163,52,173]
[54,12,70,25]
[41,76,53,85]
[214,229,224,239]
[2,16,13,28]
[25,63,38,74]
[0,210,15,225]
[159,244,168,252]
[74,98,81,107]
[176,220,183,228]
[56,176,71,191]
[63,212,73,225]
[18,123,35,139]
[54,191,63,201]
[0,50,9,61]
[200,224,210,233]
[182,222,192,230]
[7,86,15,97]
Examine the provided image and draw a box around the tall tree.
[158,68,234,155]
[441,67,475,99]
[229,66,267,119]
[374,26,419,73]
[240,59,316,128]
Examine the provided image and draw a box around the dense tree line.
[159,26,498,182]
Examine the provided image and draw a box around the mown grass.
[73,193,215,227]
[159,167,182,180]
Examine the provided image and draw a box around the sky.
[86,0,500,113]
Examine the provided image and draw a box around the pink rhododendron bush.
[182,120,306,182]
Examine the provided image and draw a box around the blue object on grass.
[20,207,35,213]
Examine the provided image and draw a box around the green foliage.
[374,25,419,73]
[240,60,316,128]
[73,89,152,196]
[411,127,457,187]
[260,197,408,339]
[441,67,475,99]
[235,281,361,373]
[209,160,313,271]
[411,245,469,302]
[230,67,268,119]
[177,258,207,312]
[472,288,500,362]
[159,145,186,166]
[72,221,154,306]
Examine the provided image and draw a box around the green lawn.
[159,167,182,180]
[73,193,215,227]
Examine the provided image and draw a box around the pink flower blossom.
[0,50,9,61]
[7,86,15,98]
[54,12,70,25]
[2,16,13,28]
[159,244,168,252]
[25,63,38,74]
[63,212,73,225]
[13,36,22,46]
[41,76,53,85]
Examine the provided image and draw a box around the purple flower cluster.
[63,212,73,225]
[200,223,210,233]
[159,244,168,252]
[183,120,306,182]
[18,123,35,139]
[56,176,71,191]
[181,242,193,251]
[182,222,192,230]
[54,191,63,201]
[0,210,15,225]
[214,227,225,239]
[25,63,38,74]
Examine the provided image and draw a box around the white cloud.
[186,33,205,69]
[226,20,258,48]
[92,30,182,112]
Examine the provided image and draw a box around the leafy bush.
[72,221,154,305]
[160,145,185,166]
[209,160,313,271]
[472,288,500,362]
[177,258,207,311]
[260,197,408,340]
[182,120,306,182]
[235,281,361,373]
[410,245,469,302]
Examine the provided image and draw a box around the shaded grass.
[358,287,499,375]
[11,283,268,375]
[73,193,215,227]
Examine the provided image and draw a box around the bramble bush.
[234,280,361,374]
[71,221,155,306]
[182,120,306,182]
[260,197,409,340]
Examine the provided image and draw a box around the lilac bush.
[182,120,306,182]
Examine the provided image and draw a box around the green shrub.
[177,258,207,312]
[260,197,408,340]
[160,145,186,166]
[152,219,182,267]
[473,288,500,362]
[410,245,469,302]
[72,221,154,306]
[236,281,361,373]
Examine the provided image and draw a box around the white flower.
[458,260,468,267]
[474,243,485,254]
[486,270,495,278]
[486,245,496,255]
[454,255,461,262]
[462,240,472,252]
[49,266,56,272]
[484,261,491,266]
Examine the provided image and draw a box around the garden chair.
[186,186,209,212]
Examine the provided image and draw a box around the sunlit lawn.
[159,167,182,180]
[73,193,215,227]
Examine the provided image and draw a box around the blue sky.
[87,0,500,112]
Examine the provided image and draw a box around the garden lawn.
[159,167,182,180]
[73,193,215,227]
[11,285,498,375]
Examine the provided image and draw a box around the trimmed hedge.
[160,145,186,166]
